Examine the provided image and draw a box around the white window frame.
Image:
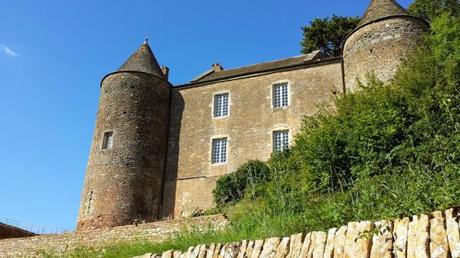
[212,92,230,118]
[272,81,290,108]
[273,129,290,152]
[101,131,114,150]
[211,137,228,164]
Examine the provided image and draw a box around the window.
[273,82,289,108]
[85,190,94,215]
[212,138,228,164]
[101,131,114,150]
[273,130,289,152]
[214,93,229,118]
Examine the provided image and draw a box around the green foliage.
[213,160,270,207]
[408,0,460,21]
[300,15,360,57]
[224,11,460,233]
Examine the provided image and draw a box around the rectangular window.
[273,130,289,152]
[214,93,229,118]
[102,131,114,150]
[212,138,228,164]
[273,82,289,108]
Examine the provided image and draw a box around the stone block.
[251,240,264,258]
[393,217,409,258]
[245,240,255,257]
[323,228,337,258]
[287,233,303,258]
[333,225,347,258]
[370,220,393,258]
[260,237,281,258]
[299,232,312,257]
[275,237,290,258]
[173,251,182,258]
[311,231,327,258]
[429,211,449,258]
[162,250,173,258]
[197,244,207,258]
[344,221,373,258]
[445,208,460,258]
[407,214,429,258]
[237,240,249,258]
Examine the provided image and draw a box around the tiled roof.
[191,50,325,83]
[117,42,165,79]
[359,0,409,26]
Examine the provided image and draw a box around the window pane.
[273,130,289,152]
[212,138,227,163]
[102,131,114,150]
[273,83,289,108]
[214,93,229,117]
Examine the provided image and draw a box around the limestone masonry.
[77,0,428,230]
[135,208,460,258]
[0,215,227,257]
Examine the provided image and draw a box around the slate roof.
[191,50,325,83]
[118,42,165,79]
[359,0,410,26]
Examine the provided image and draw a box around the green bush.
[222,12,460,234]
[213,160,270,207]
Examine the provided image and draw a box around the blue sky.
[0,0,413,232]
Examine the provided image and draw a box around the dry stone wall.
[0,215,227,257]
[137,208,460,258]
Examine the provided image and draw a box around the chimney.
[212,63,224,72]
[161,65,170,80]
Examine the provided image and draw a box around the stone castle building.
[77,0,427,230]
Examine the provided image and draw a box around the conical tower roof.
[117,40,165,78]
[359,0,409,26]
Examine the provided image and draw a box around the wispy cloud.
[1,44,19,57]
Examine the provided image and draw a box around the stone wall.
[77,71,171,230]
[162,61,343,218]
[139,208,460,258]
[0,215,227,257]
[343,16,427,92]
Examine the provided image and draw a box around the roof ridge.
[190,50,326,83]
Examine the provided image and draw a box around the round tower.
[343,0,428,92]
[77,41,171,230]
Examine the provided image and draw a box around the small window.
[273,130,289,152]
[212,138,228,164]
[273,82,289,108]
[85,190,94,215]
[214,93,229,118]
[102,131,114,150]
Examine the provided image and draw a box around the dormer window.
[101,131,114,150]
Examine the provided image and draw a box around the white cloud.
[1,44,18,57]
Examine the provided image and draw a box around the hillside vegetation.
[214,12,460,239]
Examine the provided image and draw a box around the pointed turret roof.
[359,0,409,26]
[117,40,165,78]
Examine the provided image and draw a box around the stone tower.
[343,0,428,92]
[77,41,171,230]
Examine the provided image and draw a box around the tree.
[408,0,460,21]
[301,15,360,58]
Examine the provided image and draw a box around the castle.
[77,0,427,230]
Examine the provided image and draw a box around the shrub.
[213,160,270,207]
[221,12,460,234]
